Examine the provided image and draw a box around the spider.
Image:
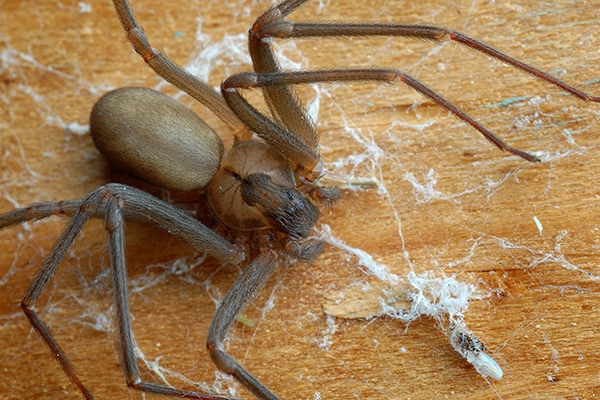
[1,0,598,399]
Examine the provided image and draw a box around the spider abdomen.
[90,87,224,191]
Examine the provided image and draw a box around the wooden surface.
[1,1,600,399]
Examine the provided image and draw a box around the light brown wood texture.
[1,1,599,399]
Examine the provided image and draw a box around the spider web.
[1,1,600,399]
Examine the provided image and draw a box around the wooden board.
[1,1,599,398]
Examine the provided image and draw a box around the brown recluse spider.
[1,0,599,399]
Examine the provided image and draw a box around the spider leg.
[242,0,600,167]
[0,199,84,229]
[103,193,232,399]
[222,69,539,163]
[248,1,320,161]
[110,0,245,133]
[13,184,243,399]
[207,251,280,400]
[256,0,600,103]
[19,196,98,398]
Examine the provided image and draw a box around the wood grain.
[1,1,599,399]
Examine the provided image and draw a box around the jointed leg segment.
[208,252,281,400]
[111,0,244,132]
[12,184,244,399]
[240,0,599,168]
[222,69,541,163]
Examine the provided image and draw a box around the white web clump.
[319,224,503,380]
[379,271,476,323]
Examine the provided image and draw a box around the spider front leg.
[207,251,280,400]
[247,0,600,164]
[222,69,542,164]
[11,184,241,400]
